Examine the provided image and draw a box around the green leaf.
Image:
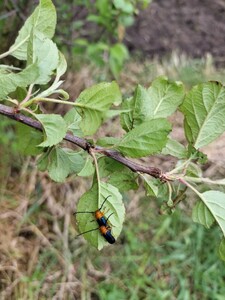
[113,0,134,13]
[77,108,102,136]
[10,86,27,101]
[147,77,185,118]
[75,81,122,135]
[98,157,138,192]
[86,42,108,67]
[187,145,208,164]
[16,123,43,155]
[119,14,134,27]
[103,109,127,119]
[76,182,125,250]
[33,37,59,85]
[37,151,49,171]
[143,177,158,197]
[34,114,67,147]
[120,87,148,131]
[185,162,202,177]
[55,51,67,78]
[87,15,108,26]
[116,119,171,158]
[192,200,215,229]
[45,147,85,182]
[64,108,83,137]
[180,81,225,149]
[109,43,129,78]
[96,137,120,147]
[200,190,225,237]
[34,51,68,98]
[160,202,175,215]
[156,180,169,201]
[27,28,34,66]
[109,171,138,192]
[120,77,185,131]
[9,0,56,60]
[218,238,225,261]
[0,63,39,99]
[120,96,134,132]
[78,156,95,177]
[77,80,121,108]
[98,156,124,177]
[161,138,188,159]
[27,31,59,84]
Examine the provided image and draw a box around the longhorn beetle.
[74,196,116,244]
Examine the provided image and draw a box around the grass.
[92,203,225,300]
[1,171,225,300]
[71,51,225,91]
[1,54,225,299]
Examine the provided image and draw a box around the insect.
[74,196,116,244]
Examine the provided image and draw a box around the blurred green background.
[1,1,225,299]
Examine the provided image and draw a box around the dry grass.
[0,156,91,299]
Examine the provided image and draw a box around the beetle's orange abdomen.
[99,225,108,235]
[99,225,115,244]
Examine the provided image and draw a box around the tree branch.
[0,103,165,180]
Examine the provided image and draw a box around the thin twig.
[0,103,165,180]
[89,148,101,200]
[20,84,34,105]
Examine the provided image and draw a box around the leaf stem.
[4,98,19,106]
[22,97,102,112]
[21,97,78,108]
[167,157,192,175]
[0,36,29,59]
[179,177,202,197]
[166,182,173,207]
[0,65,21,71]
[20,84,34,105]
[184,176,225,186]
[20,107,37,118]
[172,187,187,207]
[89,149,101,201]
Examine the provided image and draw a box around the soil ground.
[126,0,225,66]
[1,1,225,66]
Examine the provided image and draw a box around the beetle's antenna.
[77,227,99,236]
[99,195,112,211]
[74,211,94,215]
[106,212,114,222]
